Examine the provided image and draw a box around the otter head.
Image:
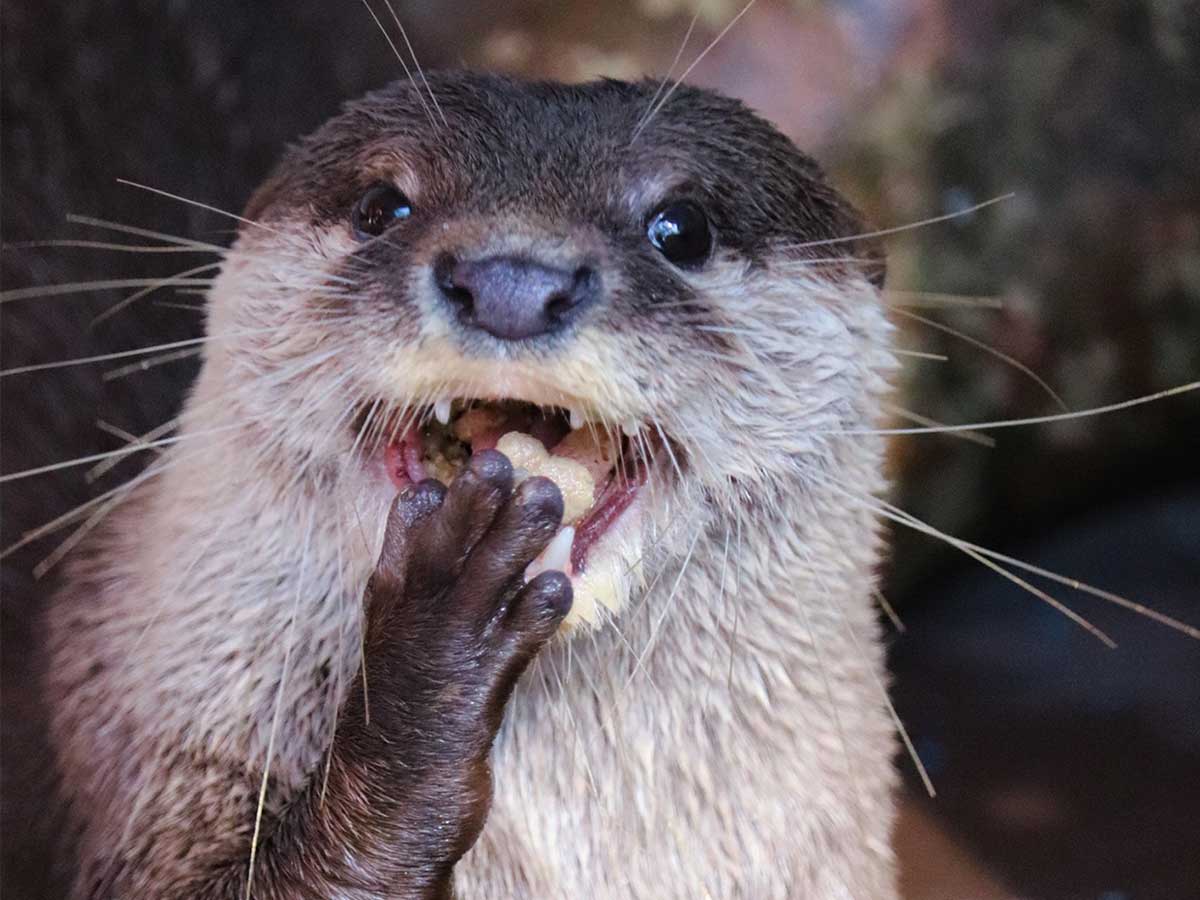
[201,72,893,626]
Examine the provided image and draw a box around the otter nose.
[436,255,599,340]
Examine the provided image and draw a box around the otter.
[25,73,898,897]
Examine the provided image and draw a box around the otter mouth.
[378,400,658,584]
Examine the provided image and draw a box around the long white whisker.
[883,404,995,448]
[790,193,1016,251]
[828,381,1200,436]
[246,510,316,899]
[358,0,437,129]
[0,423,243,484]
[101,347,204,381]
[624,528,701,689]
[872,589,906,633]
[114,178,285,235]
[0,324,322,378]
[885,288,1004,310]
[636,12,699,131]
[64,214,227,251]
[92,261,223,326]
[813,472,1118,647]
[379,0,446,126]
[4,239,221,255]
[797,544,935,797]
[0,277,215,304]
[893,307,1067,411]
[631,0,759,142]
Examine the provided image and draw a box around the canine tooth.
[569,407,585,431]
[621,419,639,437]
[433,399,451,425]
[525,526,575,581]
[543,525,574,570]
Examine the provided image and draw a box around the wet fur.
[16,73,898,897]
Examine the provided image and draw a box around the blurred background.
[3,1,1199,896]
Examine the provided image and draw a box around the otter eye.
[646,200,712,267]
[352,184,413,239]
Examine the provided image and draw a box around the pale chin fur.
[50,204,900,896]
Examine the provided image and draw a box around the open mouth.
[378,400,658,611]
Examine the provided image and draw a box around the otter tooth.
[569,407,585,431]
[433,399,451,425]
[621,419,639,438]
[525,526,575,582]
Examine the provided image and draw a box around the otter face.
[202,72,892,626]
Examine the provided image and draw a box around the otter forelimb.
[190,452,570,899]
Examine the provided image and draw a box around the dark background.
[3,1,1199,897]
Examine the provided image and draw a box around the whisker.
[953,537,1200,641]
[636,12,699,132]
[893,307,1067,411]
[828,381,1200,436]
[789,193,1016,251]
[631,0,759,142]
[886,288,1004,310]
[0,423,243,484]
[872,589,906,633]
[0,326,282,378]
[892,348,949,362]
[29,430,243,576]
[114,178,285,236]
[883,404,995,448]
[358,0,437,129]
[246,510,316,899]
[3,239,221,255]
[64,214,227,252]
[102,346,203,381]
[814,472,1117,646]
[799,545,935,797]
[380,0,446,126]
[89,418,178,480]
[624,528,701,689]
[0,276,215,304]
[91,261,223,326]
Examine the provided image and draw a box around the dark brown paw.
[364,449,571,730]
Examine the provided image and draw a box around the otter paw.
[365,449,572,721]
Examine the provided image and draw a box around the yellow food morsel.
[537,456,596,524]
[495,431,548,472]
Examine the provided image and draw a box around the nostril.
[545,267,597,321]
[544,290,575,321]
[445,283,475,317]
[434,254,476,320]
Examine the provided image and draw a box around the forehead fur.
[245,72,879,271]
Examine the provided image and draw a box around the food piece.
[537,456,595,524]
[495,431,549,473]
[496,431,596,523]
